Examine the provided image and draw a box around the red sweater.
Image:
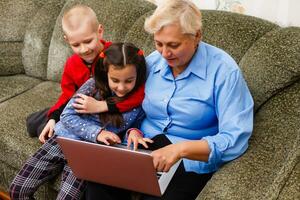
[47,40,144,121]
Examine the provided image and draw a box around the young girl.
[9,42,151,200]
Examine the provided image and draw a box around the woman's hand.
[151,143,181,172]
[73,93,108,114]
[151,140,211,172]
[127,129,153,151]
[97,130,121,145]
[39,119,55,143]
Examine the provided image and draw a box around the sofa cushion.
[0,75,42,103]
[0,81,62,198]
[0,81,60,168]
[0,0,45,41]
[0,42,24,75]
[124,11,155,56]
[47,0,155,82]
[278,162,300,200]
[197,80,300,200]
[0,161,59,200]
[22,0,67,79]
[239,27,300,111]
[201,10,279,63]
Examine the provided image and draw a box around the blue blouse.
[141,42,254,174]
[54,78,144,143]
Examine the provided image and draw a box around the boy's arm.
[48,102,68,122]
[107,84,145,113]
[47,62,77,120]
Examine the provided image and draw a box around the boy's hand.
[97,130,121,145]
[39,119,55,143]
[73,93,108,114]
[127,129,153,151]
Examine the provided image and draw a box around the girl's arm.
[73,84,145,114]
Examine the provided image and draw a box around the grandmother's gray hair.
[144,0,202,35]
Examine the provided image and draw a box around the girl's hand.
[127,129,153,151]
[39,119,55,143]
[73,93,108,114]
[151,143,181,172]
[97,130,121,145]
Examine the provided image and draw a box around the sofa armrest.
[197,81,300,200]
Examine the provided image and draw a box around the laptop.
[56,136,181,196]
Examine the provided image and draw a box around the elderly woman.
[85,0,254,199]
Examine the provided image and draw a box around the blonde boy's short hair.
[144,0,202,35]
[62,4,99,35]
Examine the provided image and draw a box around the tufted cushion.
[201,10,279,63]
[239,27,300,111]
[22,0,67,79]
[47,0,155,82]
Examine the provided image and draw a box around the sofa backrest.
[10,0,300,114]
[0,0,47,75]
[22,0,67,79]
[240,27,300,111]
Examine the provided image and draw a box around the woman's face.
[107,64,137,97]
[154,23,200,73]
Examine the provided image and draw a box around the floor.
[0,190,10,200]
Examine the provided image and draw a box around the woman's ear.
[194,30,201,48]
[195,30,201,41]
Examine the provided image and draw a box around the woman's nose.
[162,46,171,58]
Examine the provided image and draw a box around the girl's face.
[107,64,137,97]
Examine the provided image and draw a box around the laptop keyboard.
[113,144,152,154]
[156,172,163,179]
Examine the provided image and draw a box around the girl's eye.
[112,79,119,83]
[125,80,133,83]
[72,44,79,47]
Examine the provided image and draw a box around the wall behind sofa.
[146,0,300,27]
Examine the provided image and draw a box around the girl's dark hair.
[94,42,147,128]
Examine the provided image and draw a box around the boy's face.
[64,24,103,63]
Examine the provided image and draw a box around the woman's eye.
[155,42,163,47]
[169,44,180,49]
